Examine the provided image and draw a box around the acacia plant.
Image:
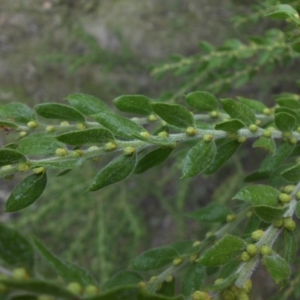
[1,2,300,300]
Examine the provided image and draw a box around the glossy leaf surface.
[0,149,26,167]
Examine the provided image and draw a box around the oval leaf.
[254,206,286,223]
[182,263,206,296]
[281,163,300,182]
[152,103,195,129]
[0,149,26,167]
[233,185,279,206]
[185,91,218,112]
[214,119,245,132]
[182,141,216,178]
[296,202,300,219]
[88,154,137,191]
[284,230,297,264]
[236,96,266,113]
[103,271,143,290]
[267,4,299,20]
[6,173,47,212]
[253,137,276,153]
[198,235,246,267]
[274,112,296,132]
[114,95,153,115]
[35,103,85,122]
[0,102,35,123]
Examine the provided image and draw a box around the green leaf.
[253,137,276,153]
[92,112,144,139]
[276,98,300,109]
[157,279,175,297]
[185,91,218,112]
[281,163,300,182]
[151,103,195,129]
[292,41,300,53]
[31,157,83,170]
[204,140,240,174]
[6,173,47,212]
[170,241,199,256]
[131,247,178,271]
[88,154,137,191]
[243,214,261,237]
[56,128,115,145]
[0,279,75,299]
[186,203,231,223]
[274,112,296,131]
[182,141,217,178]
[0,103,35,123]
[35,103,85,122]
[11,296,37,300]
[254,206,286,223]
[16,134,65,156]
[0,149,26,167]
[233,185,280,206]
[114,95,153,115]
[85,286,139,300]
[267,4,299,20]
[218,260,240,278]
[182,263,206,296]
[0,223,34,271]
[214,119,245,132]
[138,292,184,300]
[263,253,291,283]
[33,239,95,285]
[198,235,246,267]
[134,148,173,174]
[221,98,256,126]
[204,274,238,291]
[236,96,266,113]
[296,202,300,219]
[103,271,143,290]
[284,230,297,264]
[66,93,111,115]
[0,120,18,128]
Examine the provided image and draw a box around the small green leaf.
[66,93,111,115]
[0,279,75,299]
[218,260,240,278]
[276,98,300,109]
[93,112,144,139]
[198,235,246,267]
[274,112,296,131]
[236,96,266,113]
[204,274,238,291]
[0,223,34,271]
[85,286,139,300]
[103,271,143,290]
[35,103,85,122]
[292,41,300,53]
[157,279,175,297]
[267,4,299,20]
[284,230,297,264]
[134,148,173,174]
[182,264,206,296]
[114,95,153,115]
[6,173,47,212]
[281,163,300,182]
[56,128,115,145]
[186,203,232,223]
[185,91,218,112]
[263,253,291,283]
[131,247,178,271]
[214,119,245,132]
[295,202,300,218]
[221,98,256,126]
[0,149,26,167]
[33,239,95,285]
[0,103,35,123]
[254,206,286,223]
[32,157,83,170]
[151,103,195,128]
[0,120,18,128]
[182,140,217,178]
[88,154,137,191]
[233,185,280,206]
[170,241,199,256]
[204,140,240,174]
[253,137,276,153]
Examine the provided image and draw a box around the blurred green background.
[0,1,299,298]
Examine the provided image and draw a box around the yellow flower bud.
[12,268,30,280]
[209,111,219,118]
[186,126,197,136]
[260,245,272,256]
[60,121,70,127]
[67,282,83,295]
[123,146,135,156]
[248,124,258,132]
[172,257,183,266]
[27,121,38,128]
[203,134,213,143]
[104,142,117,151]
[251,230,264,241]
[246,244,258,256]
[158,131,169,138]
[283,218,296,231]
[140,131,151,138]
[148,114,158,122]
[84,285,99,296]
[55,148,68,156]
[76,123,86,130]
[45,125,55,133]
[17,163,30,172]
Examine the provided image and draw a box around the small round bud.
[263,130,272,138]
[240,251,251,262]
[76,123,86,130]
[140,131,151,138]
[1,165,12,170]
[289,137,298,145]
[229,285,238,292]
[222,290,235,300]
[84,285,99,296]
[149,276,157,284]
[148,114,157,122]
[226,214,236,222]
[236,290,250,300]
[165,275,173,283]
[186,126,197,136]
[283,218,296,231]
[272,218,284,228]
[45,125,55,133]
[242,279,252,293]
[246,211,253,218]
[246,244,258,256]
[191,291,211,300]
[283,131,291,138]
[193,240,201,247]
[67,282,83,295]
[260,245,272,256]
[104,142,117,151]
[19,131,27,137]
[255,119,261,126]
[123,146,135,156]
[203,134,213,143]
[279,193,291,203]
[214,278,224,285]
[88,146,99,152]
[161,121,167,126]
[237,136,246,143]
[283,185,295,194]
[55,148,68,156]
[205,232,214,238]
[190,254,198,262]
[158,131,169,138]
[12,268,30,280]
[60,121,70,127]
[70,150,84,157]
[138,282,146,289]
[33,167,45,174]
[251,229,264,241]
[210,111,219,118]
[249,124,258,132]
[228,132,237,140]
[17,163,30,172]
[27,121,37,128]
[263,108,272,115]
[172,257,183,266]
